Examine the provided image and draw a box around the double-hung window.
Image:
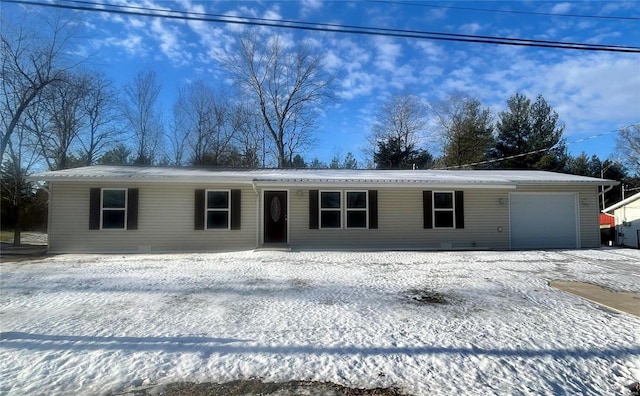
[101,188,127,229]
[346,191,368,228]
[319,191,369,229]
[206,190,230,229]
[433,191,455,228]
[320,191,341,228]
[310,190,377,230]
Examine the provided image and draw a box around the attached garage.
[510,193,578,249]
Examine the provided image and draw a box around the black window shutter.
[368,190,378,229]
[89,188,101,230]
[309,190,319,229]
[423,191,433,229]
[127,188,139,230]
[231,189,241,230]
[194,189,205,230]
[455,191,464,229]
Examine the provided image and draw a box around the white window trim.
[319,190,343,229]
[100,188,128,230]
[345,190,369,229]
[433,191,455,229]
[205,189,231,231]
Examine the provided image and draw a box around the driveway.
[1,249,639,395]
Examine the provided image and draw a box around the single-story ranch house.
[602,192,640,248]
[29,166,618,253]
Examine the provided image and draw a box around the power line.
[62,0,637,51]
[4,0,640,53]
[367,0,640,21]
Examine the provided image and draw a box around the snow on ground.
[1,249,639,395]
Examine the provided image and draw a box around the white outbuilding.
[602,192,640,248]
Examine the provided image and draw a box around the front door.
[264,191,288,244]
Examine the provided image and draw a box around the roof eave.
[602,191,640,213]
[253,180,516,189]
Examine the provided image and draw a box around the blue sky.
[4,1,640,166]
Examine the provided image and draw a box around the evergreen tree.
[491,93,567,170]
[433,96,494,168]
[98,144,132,165]
[374,136,433,169]
[342,152,358,169]
[291,154,306,168]
[308,158,326,168]
[329,155,341,169]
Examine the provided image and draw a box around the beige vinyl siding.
[513,185,600,248]
[47,181,601,252]
[287,188,512,250]
[48,182,258,253]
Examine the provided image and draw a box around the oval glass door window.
[270,196,281,222]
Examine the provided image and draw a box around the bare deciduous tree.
[0,12,75,165]
[79,71,120,166]
[231,103,265,167]
[370,94,428,150]
[31,71,89,170]
[616,124,640,176]
[369,94,431,168]
[123,70,164,165]
[223,33,334,167]
[172,81,236,166]
[1,115,42,246]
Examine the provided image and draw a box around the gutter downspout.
[252,181,259,249]
[600,185,614,211]
[39,183,51,252]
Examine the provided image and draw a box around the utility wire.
[62,0,638,51]
[367,0,640,21]
[4,0,640,53]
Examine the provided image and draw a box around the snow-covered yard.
[1,249,639,395]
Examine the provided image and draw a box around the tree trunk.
[12,200,22,247]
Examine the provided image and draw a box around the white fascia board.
[602,192,640,213]
[27,175,254,184]
[517,181,620,186]
[253,180,516,189]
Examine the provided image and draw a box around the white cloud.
[600,1,636,14]
[323,51,343,71]
[127,17,145,29]
[535,54,640,126]
[103,34,146,57]
[373,36,402,72]
[550,2,573,14]
[221,10,248,34]
[339,71,377,100]
[415,41,444,60]
[263,8,282,21]
[459,23,482,35]
[460,50,640,141]
[300,0,323,17]
[150,19,191,66]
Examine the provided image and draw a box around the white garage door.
[510,193,578,249]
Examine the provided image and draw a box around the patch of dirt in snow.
[404,288,451,304]
[120,379,406,396]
